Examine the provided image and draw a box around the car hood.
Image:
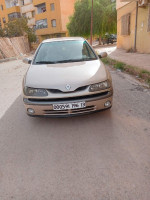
[25,60,107,92]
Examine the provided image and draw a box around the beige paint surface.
[33,0,76,41]
[136,6,150,53]
[34,0,62,38]
[117,1,136,50]
[116,0,129,10]
[59,0,76,32]
[0,0,20,28]
[117,1,150,53]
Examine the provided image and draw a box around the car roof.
[42,37,85,43]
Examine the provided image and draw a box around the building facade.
[33,0,76,42]
[20,0,35,28]
[0,0,76,42]
[117,0,150,53]
[0,0,21,28]
[0,0,35,28]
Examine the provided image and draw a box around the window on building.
[20,0,24,6]
[51,19,56,27]
[1,5,3,10]
[148,4,150,32]
[8,12,21,20]
[3,17,6,23]
[11,0,18,6]
[121,13,131,36]
[36,19,48,29]
[50,3,55,11]
[56,34,61,38]
[36,3,46,14]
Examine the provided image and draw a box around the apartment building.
[117,0,150,53]
[0,0,35,28]
[0,0,76,41]
[0,0,21,28]
[20,0,35,28]
[33,0,76,42]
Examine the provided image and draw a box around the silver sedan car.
[23,37,113,117]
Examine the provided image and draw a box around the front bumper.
[23,90,113,117]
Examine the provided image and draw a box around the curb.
[93,43,117,49]
[0,57,17,63]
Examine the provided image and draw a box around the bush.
[1,17,36,43]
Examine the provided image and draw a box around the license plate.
[53,102,86,110]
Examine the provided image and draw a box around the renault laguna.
[23,37,113,117]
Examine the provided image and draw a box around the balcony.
[5,0,20,8]
[28,18,36,27]
[6,6,21,15]
[8,12,21,20]
[21,4,35,14]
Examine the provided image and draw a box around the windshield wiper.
[35,61,56,64]
[35,58,97,64]
[56,59,81,63]
[56,58,96,63]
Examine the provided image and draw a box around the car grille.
[47,86,88,94]
[28,91,109,103]
[43,105,96,116]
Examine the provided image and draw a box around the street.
[0,57,150,200]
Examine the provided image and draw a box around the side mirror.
[98,52,108,59]
[23,58,32,64]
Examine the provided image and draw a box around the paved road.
[0,59,150,200]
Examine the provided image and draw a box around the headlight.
[24,87,48,96]
[89,81,110,92]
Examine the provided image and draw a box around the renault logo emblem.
[66,84,71,90]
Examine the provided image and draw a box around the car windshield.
[34,40,97,64]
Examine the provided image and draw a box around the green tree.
[67,0,117,38]
[0,27,4,37]
[67,0,91,37]
[3,17,36,43]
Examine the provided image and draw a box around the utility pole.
[90,0,93,45]
[134,1,138,52]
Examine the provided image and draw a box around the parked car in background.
[102,34,117,45]
[23,37,113,117]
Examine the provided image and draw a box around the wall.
[117,1,150,53]
[0,36,30,59]
[117,1,136,50]
[59,0,76,32]
[136,6,150,53]
[116,0,129,9]
[33,0,62,38]
[33,0,76,42]
[0,0,9,28]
